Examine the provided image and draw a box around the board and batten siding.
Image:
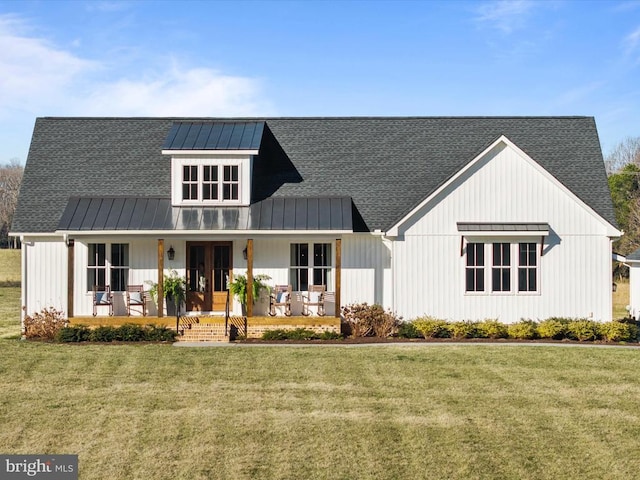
[341,234,392,309]
[22,237,68,315]
[629,264,640,320]
[390,141,614,322]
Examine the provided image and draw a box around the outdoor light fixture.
[242,246,248,260]
[167,246,175,261]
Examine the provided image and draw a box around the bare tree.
[605,136,640,174]
[0,159,24,248]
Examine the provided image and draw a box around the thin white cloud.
[554,81,605,107]
[77,66,270,117]
[0,14,271,120]
[474,0,535,34]
[624,26,640,54]
[0,15,98,116]
[614,1,640,12]
[85,1,132,13]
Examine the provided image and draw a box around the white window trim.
[171,155,252,206]
[289,241,335,292]
[86,243,130,293]
[463,239,541,296]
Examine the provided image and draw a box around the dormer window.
[163,121,265,207]
[183,165,198,200]
[181,164,240,202]
[222,165,239,200]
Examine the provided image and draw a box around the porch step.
[178,323,229,342]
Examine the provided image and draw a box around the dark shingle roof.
[12,116,617,233]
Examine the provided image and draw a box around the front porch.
[69,315,341,343]
[64,236,343,319]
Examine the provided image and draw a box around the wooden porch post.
[246,238,254,317]
[67,239,74,318]
[335,238,341,318]
[158,239,164,317]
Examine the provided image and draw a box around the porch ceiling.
[57,196,353,233]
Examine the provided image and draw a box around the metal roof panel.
[57,196,353,232]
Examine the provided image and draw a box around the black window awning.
[457,222,549,235]
[57,196,353,233]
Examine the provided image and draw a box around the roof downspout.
[381,235,395,313]
[20,235,27,340]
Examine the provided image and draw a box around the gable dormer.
[162,121,264,207]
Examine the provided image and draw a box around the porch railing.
[224,290,230,336]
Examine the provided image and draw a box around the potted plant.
[228,273,271,314]
[147,270,186,316]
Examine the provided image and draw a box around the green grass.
[613,279,630,320]
[1,343,640,479]
[0,248,20,284]
[0,249,20,338]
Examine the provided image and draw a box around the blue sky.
[1,0,639,163]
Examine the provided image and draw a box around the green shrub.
[261,328,341,341]
[319,330,343,340]
[599,321,639,342]
[23,307,68,340]
[262,329,291,341]
[508,320,539,340]
[413,316,450,339]
[477,319,508,339]
[397,321,422,339]
[341,303,402,337]
[89,326,117,342]
[286,328,320,340]
[145,325,178,342]
[115,324,146,341]
[537,318,570,340]
[55,325,91,342]
[566,319,600,341]
[56,324,177,342]
[447,321,479,339]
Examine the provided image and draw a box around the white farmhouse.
[11,117,620,329]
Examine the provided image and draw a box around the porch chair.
[92,285,113,316]
[302,285,326,317]
[126,284,147,317]
[269,284,292,316]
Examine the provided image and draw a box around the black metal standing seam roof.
[162,121,265,150]
[57,197,354,232]
[12,117,618,234]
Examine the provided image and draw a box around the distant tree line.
[0,159,23,248]
[606,137,640,278]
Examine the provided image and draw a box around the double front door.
[186,242,232,312]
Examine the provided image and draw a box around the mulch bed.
[237,337,640,346]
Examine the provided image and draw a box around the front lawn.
[0,248,20,338]
[613,279,630,320]
[1,342,639,479]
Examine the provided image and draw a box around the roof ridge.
[39,115,594,120]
